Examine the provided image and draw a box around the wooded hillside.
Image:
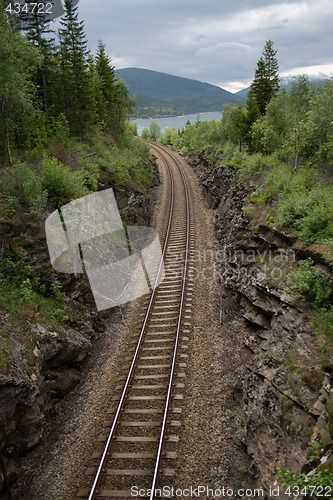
[115,67,243,117]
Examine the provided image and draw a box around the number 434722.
[6,3,53,15]
[285,485,332,497]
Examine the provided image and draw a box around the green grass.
[0,127,158,375]
[0,129,155,217]
[0,277,69,375]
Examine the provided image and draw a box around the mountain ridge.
[115,67,244,118]
[234,75,333,99]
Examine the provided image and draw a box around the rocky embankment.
[0,189,150,496]
[188,152,333,495]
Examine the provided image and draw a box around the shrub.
[243,152,267,176]
[278,182,333,243]
[286,258,333,309]
[251,184,277,205]
[42,156,82,205]
[77,160,100,192]
[276,467,333,492]
[278,188,315,230]
[12,162,47,211]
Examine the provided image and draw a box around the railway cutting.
[78,144,197,499]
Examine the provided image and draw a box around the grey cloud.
[77,0,333,91]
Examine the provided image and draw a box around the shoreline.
[130,110,222,121]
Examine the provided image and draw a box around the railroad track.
[78,144,195,499]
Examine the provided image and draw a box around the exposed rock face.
[0,326,91,493]
[189,155,333,495]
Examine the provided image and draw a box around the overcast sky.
[74,0,333,92]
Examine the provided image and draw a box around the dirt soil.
[14,149,249,500]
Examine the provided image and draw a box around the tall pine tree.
[263,40,280,93]
[58,0,91,138]
[19,1,56,111]
[95,41,133,138]
[251,40,279,115]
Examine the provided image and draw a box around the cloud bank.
[76,0,333,92]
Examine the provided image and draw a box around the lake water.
[131,111,222,136]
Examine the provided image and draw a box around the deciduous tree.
[288,75,312,170]
[0,8,40,164]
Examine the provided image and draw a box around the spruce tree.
[251,40,279,115]
[58,0,90,138]
[19,1,56,111]
[263,40,280,93]
[95,41,133,138]
[95,40,117,132]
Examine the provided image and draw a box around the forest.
[0,0,156,372]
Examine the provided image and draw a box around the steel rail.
[148,144,190,500]
[87,144,176,500]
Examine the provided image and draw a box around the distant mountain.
[115,68,244,118]
[234,76,332,99]
[234,87,250,99]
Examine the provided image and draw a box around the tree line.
[161,41,333,173]
[220,41,333,171]
[0,0,133,165]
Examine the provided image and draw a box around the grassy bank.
[0,128,156,375]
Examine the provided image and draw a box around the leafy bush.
[278,183,333,243]
[12,162,47,210]
[251,184,277,205]
[286,258,333,308]
[276,467,333,493]
[77,160,100,192]
[42,156,82,205]
[242,152,267,176]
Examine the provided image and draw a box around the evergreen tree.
[95,41,134,138]
[95,41,117,132]
[112,79,134,139]
[251,40,280,115]
[19,1,56,111]
[263,40,280,93]
[58,0,90,138]
[251,57,272,115]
